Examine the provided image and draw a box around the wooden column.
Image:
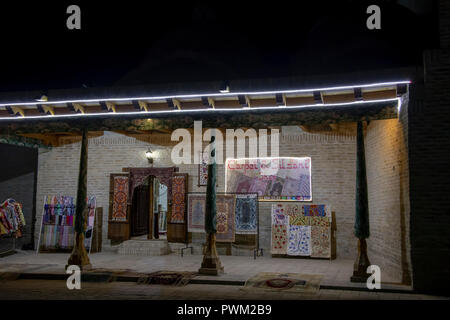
[351,121,371,282]
[67,129,92,270]
[199,133,224,275]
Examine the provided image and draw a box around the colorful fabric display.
[38,195,94,251]
[0,199,26,237]
[270,203,331,258]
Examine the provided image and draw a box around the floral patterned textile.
[112,176,128,221]
[311,226,331,258]
[287,225,311,256]
[171,175,186,223]
[271,224,288,254]
[310,216,330,228]
[216,195,236,242]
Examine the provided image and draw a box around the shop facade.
[0,75,413,286]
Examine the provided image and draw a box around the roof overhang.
[0,80,409,121]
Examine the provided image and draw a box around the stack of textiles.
[271,203,332,258]
[0,199,26,237]
[41,196,75,250]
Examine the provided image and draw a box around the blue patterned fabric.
[235,194,258,234]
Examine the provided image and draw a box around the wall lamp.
[145,149,154,165]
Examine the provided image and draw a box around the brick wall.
[365,115,411,284]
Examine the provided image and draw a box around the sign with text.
[225,157,312,201]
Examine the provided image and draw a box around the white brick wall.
[365,118,411,284]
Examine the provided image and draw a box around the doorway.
[129,175,168,239]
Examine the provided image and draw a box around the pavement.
[0,250,448,300]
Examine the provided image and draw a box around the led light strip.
[0,80,410,107]
[0,98,401,121]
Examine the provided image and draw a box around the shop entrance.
[130,176,168,240]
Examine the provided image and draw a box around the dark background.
[0,0,439,92]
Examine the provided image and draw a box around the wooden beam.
[172,99,181,110]
[208,98,215,109]
[105,102,116,113]
[138,100,148,112]
[238,95,250,107]
[42,105,55,116]
[8,106,25,117]
[72,103,85,114]
[275,94,286,106]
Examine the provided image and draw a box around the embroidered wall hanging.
[171,175,186,223]
[112,176,128,221]
[216,194,236,242]
[187,194,206,232]
[235,194,258,234]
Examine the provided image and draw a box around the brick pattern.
[365,117,411,284]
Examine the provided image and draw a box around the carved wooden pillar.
[351,121,371,282]
[67,129,92,270]
[199,134,224,275]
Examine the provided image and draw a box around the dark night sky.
[0,0,438,92]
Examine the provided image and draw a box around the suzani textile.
[216,195,236,242]
[187,194,206,232]
[271,224,288,254]
[270,203,331,258]
[235,194,257,234]
[311,226,331,258]
[310,216,330,228]
[303,204,327,217]
[171,175,186,223]
[271,212,289,254]
[112,176,128,221]
[287,225,311,256]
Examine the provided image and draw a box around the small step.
[117,239,171,256]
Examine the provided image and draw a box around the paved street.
[0,251,407,289]
[1,251,448,300]
[0,279,446,300]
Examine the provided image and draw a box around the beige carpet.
[242,272,322,294]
